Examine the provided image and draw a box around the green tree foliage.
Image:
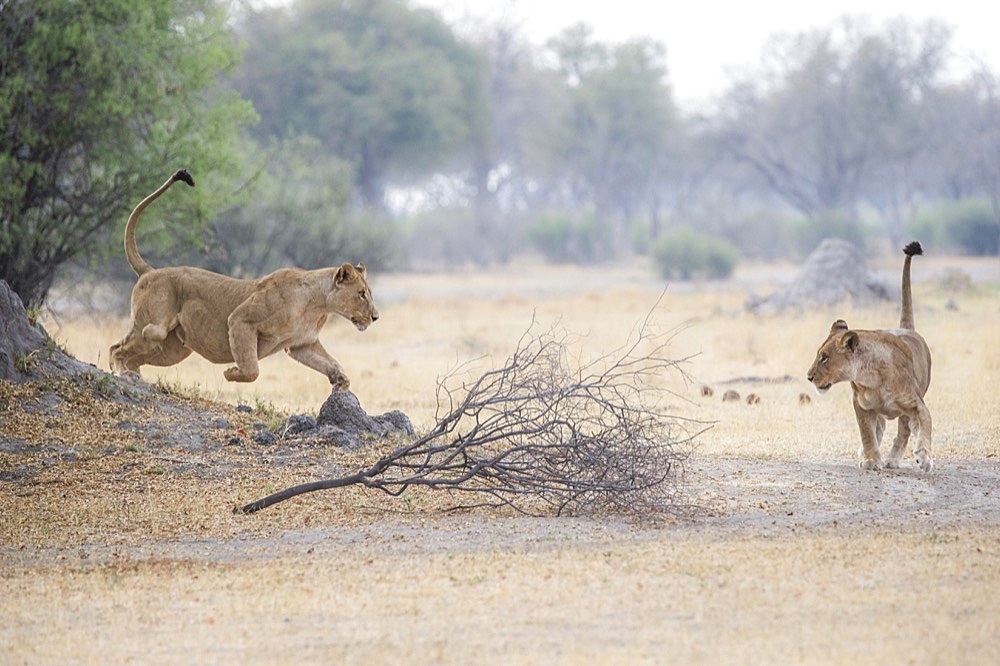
[524,212,612,264]
[204,136,397,278]
[235,0,486,208]
[910,198,999,256]
[0,0,256,305]
[547,26,678,249]
[652,228,739,280]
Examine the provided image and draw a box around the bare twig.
[237,303,705,516]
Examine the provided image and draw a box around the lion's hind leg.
[142,323,169,342]
[885,416,911,469]
[110,323,148,377]
[110,326,190,377]
[141,329,192,368]
[912,401,933,473]
[109,336,136,376]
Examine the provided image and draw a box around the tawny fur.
[109,170,379,389]
[806,242,932,472]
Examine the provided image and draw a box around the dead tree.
[237,310,704,516]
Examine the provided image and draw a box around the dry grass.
[4,527,999,665]
[41,258,1000,458]
[4,258,1000,664]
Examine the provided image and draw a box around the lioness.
[807,241,932,472]
[109,170,378,389]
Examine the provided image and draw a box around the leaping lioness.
[806,241,933,472]
[109,169,378,389]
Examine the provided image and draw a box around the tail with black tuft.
[124,169,195,277]
[173,169,195,188]
[899,240,922,329]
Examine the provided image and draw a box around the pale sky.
[415,0,998,108]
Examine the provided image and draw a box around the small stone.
[282,414,317,436]
[251,431,277,446]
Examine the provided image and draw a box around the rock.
[746,239,893,315]
[1,280,56,382]
[281,414,317,435]
[0,279,111,382]
[302,390,416,449]
[252,431,278,447]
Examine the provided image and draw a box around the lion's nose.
[371,311,379,322]
[807,372,814,382]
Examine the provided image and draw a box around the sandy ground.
[4,438,999,664]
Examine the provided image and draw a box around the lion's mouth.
[816,383,832,393]
[352,317,371,331]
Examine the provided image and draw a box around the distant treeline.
[2,1,998,304]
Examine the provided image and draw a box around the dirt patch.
[4,415,998,665]
[686,456,1000,535]
[4,444,997,567]
[107,448,1000,566]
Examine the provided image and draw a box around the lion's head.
[806,319,859,393]
[332,262,379,331]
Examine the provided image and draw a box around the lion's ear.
[842,331,859,352]
[356,262,367,276]
[830,319,849,334]
[336,263,357,284]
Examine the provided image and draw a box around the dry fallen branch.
[237,304,705,516]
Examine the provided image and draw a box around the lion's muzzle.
[352,312,378,330]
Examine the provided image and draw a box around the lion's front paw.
[884,458,901,469]
[224,366,259,383]
[328,372,351,391]
[915,454,934,473]
[859,458,883,471]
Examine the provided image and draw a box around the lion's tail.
[900,241,923,330]
[124,169,195,276]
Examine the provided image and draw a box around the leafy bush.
[909,198,998,256]
[651,228,739,280]
[195,137,399,276]
[525,213,613,264]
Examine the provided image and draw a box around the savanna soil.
[3,257,1000,664]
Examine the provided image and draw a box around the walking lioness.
[807,242,932,472]
[109,170,378,389]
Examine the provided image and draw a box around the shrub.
[525,213,613,264]
[651,228,739,280]
[909,198,998,256]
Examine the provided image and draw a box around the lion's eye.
[820,354,828,364]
